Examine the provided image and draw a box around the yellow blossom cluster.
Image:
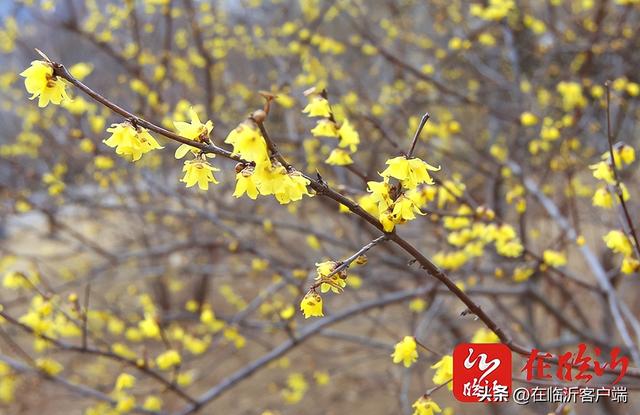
[366,156,440,232]
[104,122,163,162]
[302,92,360,166]
[435,222,524,271]
[227,122,312,204]
[173,108,220,190]
[604,230,639,274]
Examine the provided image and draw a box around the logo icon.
[453,343,512,402]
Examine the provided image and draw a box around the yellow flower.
[281,372,308,404]
[512,266,534,282]
[224,123,269,164]
[183,335,210,355]
[409,298,427,312]
[156,349,181,370]
[103,122,163,161]
[412,396,441,415]
[20,60,70,107]
[470,0,514,20]
[302,96,331,117]
[603,230,633,256]
[112,343,137,360]
[116,394,135,413]
[592,187,613,208]
[520,111,538,126]
[622,257,640,274]
[557,81,587,111]
[142,396,163,411]
[391,336,418,367]
[15,200,31,213]
[311,119,339,137]
[431,355,453,389]
[540,125,560,141]
[3,271,29,289]
[316,261,337,277]
[115,373,136,391]
[367,180,393,212]
[619,144,635,165]
[379,210,397,232]
[251,163,311,204]
[174,108,213,140]
[306,235,321,250]
[181,159,220,190]
[176,371,194,386]
[589,161,615,184]
[94,155,114,170]
[314,370,330,385]
[542,250,567,267]
[68,62,93,80]
[280,305,295,320]
[315,260,346,293]
[35,357,63,376]
[252,162,282,195]
[0,370,16,403]
[471,328,499,343]
[380,156,440,189]
[325,148,353,165]
[392,195,424,222]
[338,119,360,152]
[174,108,213,159]
[300,290,323,318]
[139,313,160,338]
[233,167,259,199]
[278,171,312,204]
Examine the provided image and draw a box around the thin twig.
[407,112,430,158]
[310,235,387,291]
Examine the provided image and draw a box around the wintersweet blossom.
[431,355,453,390]
[103,122,163,161]
[20,60,70,107]
[325,148,353,165]
[300,291,323,318]
[412,397,441,415]
[156,349,181,370]
[180,159,220,190]
[315,260,347,293]
[311,119,339,137]
[337,119,360,152]
[391,336,418,367]
[302,96,331,117]
[542,250,567,267]
[225,123,269,164]
[470,328,500,343]
[381,156,440,189]
[174,108,214,159]
[603,230,633,256]
[233,166,259,199]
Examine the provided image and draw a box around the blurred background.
[1,0,640,414]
